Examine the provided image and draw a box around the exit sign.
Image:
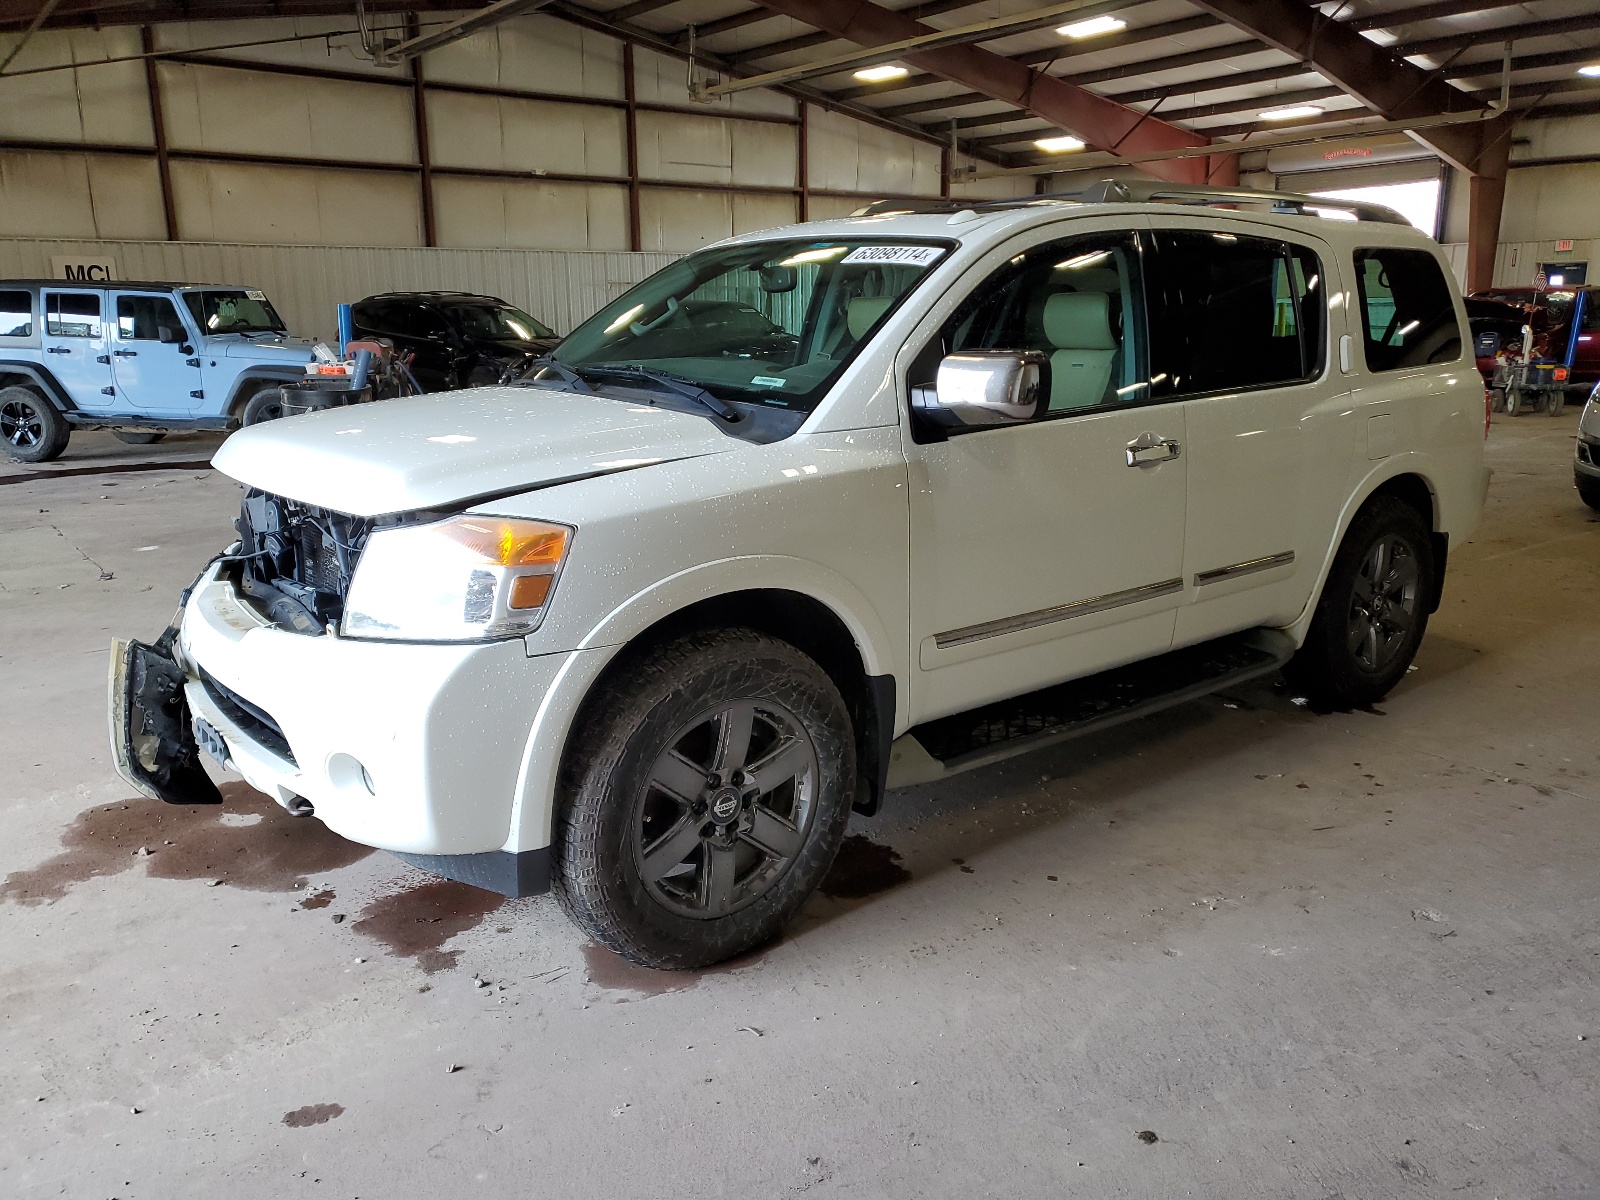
[1556,239,1574,252]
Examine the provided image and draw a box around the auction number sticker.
[246,289,267,301]
[841,245,946,267]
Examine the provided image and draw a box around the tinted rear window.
[1145,230,1326,398]
[1354,248,1462,371]
[0,290,31,338]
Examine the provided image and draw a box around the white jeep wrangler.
[112,181,1489,969]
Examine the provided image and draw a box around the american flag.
[1534,268,1549,290]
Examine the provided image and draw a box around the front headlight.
[342,515,571,642]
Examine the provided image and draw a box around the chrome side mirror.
[912,350,1049,427]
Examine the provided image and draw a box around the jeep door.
[109,292,205,414]
[901,227,1187,722]
[1142,224,1356,646]
[41,289,114,410]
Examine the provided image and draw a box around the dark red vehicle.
[1470,286,1600,391]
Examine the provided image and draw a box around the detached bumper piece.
[108,634,224,806]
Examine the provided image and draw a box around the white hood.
[212,387,740,516]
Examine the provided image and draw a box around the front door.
[110,292,204,414]
[902,228,1187,723]
[1142,224,1358,645]
[40,290,114,409]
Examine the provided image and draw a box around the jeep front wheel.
[555,629,856,969]
[0,386,69,463]
[1284,496,1435,709]
[241,387,285,425]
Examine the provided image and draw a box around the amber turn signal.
[444,519,568,567]
[508,573,554,610]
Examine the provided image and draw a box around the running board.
[887,628,1295,788]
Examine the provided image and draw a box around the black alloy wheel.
[0,386,69,462]
[555,628,856,969]
[634,699,819,919]
[1283,495,1435,709]
[1346,534,1421,675]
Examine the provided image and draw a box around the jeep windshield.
[550,237,952,413]
[182,289,287,335]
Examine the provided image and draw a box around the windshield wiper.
[577,365,741,423]
[509,356,593,392]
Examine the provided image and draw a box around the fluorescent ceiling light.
[853,64,909,82]
[1579,64,1600,77]
[1057,15,1126,39]
[1035,134,1086,152]
[1260,104,1324,121]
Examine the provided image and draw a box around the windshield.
[182,289,287,334]
[447,302,553,341]
[553,238,952,412]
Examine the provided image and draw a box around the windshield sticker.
[245,289,267,301]
[841,245,946,268]
[750,376,787,388]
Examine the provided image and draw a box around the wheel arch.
[1285,461,1449,643]
[0,360,74,411]
[224,369,306,420]
[569,584,896,820]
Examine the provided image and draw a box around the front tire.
[241,387,285,425]
[1284,497,1435,709]
[555,629,856,970]
[0,386,69,463]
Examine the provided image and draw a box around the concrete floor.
[2,415,1596,1199]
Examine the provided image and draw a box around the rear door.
[110,291,205,414]
[1143,224,1357,645]
[41,289,114,410]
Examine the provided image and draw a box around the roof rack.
[853,178,1410,226]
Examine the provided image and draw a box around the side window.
[1145,230,1325,398]
[0,290,32,338]
[1353,248,1462,371]
[45,292,102,338]
[1583,293,1600,331]
[915,232,1144,415]
[116,294,184,341]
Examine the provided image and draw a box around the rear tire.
[241,387,285,426]
[0,386,69,463]
[112,430,166,445]
[1283,496,1435,710]
[554,628,856,970]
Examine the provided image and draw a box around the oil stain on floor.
[282,1103,344,1128]
[350,878,505,974]
[0,781,372,905]
[817,836,911,900]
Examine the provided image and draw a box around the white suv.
[112,181,1489,969]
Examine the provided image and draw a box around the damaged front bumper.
[108,631,224,806]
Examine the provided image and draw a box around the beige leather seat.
[1042,291,1117,411]
[847,295,893,340]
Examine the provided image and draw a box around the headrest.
[847,296,893,340]
[1042,292,1116,351]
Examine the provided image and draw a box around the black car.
[349,291,560,391]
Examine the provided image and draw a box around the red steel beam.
[742,0,1225,184]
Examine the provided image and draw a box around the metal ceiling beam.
[1187,0,1497,173]
[0,0,467,31]
[1347,0,1521,34]
[1400,12,1600,60]
[695,0,1128,96]
[835,14,1223,104]
[733,0,1223,182]
[367,0,554,64]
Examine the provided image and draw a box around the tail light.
[1554,366,1569,382]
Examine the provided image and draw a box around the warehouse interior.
[3,0,1599,1195]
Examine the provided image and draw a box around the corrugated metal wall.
[0,237,677,341]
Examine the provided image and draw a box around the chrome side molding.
[1194,550,1295,587]
[933,577,1184,649]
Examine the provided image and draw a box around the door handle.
[186,357,201,368]
[1126,432,1181,467]
[113,348,137,357]
[46,346,70,354]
